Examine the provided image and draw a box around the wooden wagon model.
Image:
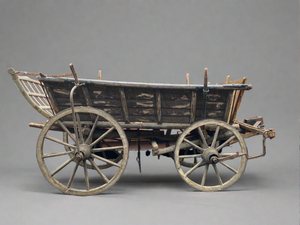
[8,64,275,196]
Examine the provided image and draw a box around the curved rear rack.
[7,68,54,119]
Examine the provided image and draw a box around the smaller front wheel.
[174,119,248,192]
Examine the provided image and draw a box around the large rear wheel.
[36,107,129,196]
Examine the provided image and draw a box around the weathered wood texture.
[7,68,53,118]
[38,77,252,125]
[217,76,248,123]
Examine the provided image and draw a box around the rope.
[16,71,73,78]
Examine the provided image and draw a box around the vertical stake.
[186,73,190,84]
[98,70,102,80]
[226,75,230,84]
[202,68,209,119]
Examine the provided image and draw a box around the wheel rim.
[36,107,129,196]
[174,119,248,192]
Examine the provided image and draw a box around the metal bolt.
[211,156,219,164]
[76,153,83,161]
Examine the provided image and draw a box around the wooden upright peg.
[186,73,190,84]
[98,70,102,80]
[226,75,230,84]
[204,68,208,91]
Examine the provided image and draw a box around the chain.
[16,71,73,78]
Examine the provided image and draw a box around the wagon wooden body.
[8,65,275,195]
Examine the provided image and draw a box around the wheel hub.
[77,144,91,160]
[202,147,219,164]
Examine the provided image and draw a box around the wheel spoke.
[211,126,220,148]
[197,127,208,148]
[85,115,100,144]
[219,161,238,174]
[88,159,109,183]
[178,153,202,159]
[185,160,206,177]
[76,113,84,143]
[57,120,76,142]
[92,146,124,152]
[91,154,121,168]
[90,127,115,148]
[45,135,77,149]
[83,160,90,190]
[42,150,75,158]
[67,161,80,188]
[212,164,223,185]
[50,157,75,176]
[183,138,205,152]
[215,136,236,151]
[201,164,209,186]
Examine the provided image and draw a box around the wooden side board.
[38,77,251,125]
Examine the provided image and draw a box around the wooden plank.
[127,100,154,108]
[51,87,71,96]
[128,108,156,116]
[55,96,85,106]
[161,100,190,109]
[92,99,121,107]
[163,116,190,123]
[162,108,191,116]
[126,88,155,100]
[129,116,157,123]
[119,88,130,123]
[190,91,197,123]
[196,102,226,110]
[43,82,59,113]
[49,83,83,98]
[155,90,162,124]
[102,107,123,115]
[206,110,224,118]
[161,90,191,100]
[89,86,120,100]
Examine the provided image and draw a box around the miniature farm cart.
[8,64,275,196]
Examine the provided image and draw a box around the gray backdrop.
[0,1,298,224]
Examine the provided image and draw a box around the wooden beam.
[224,91,234,123]
[155,90,162,124]
[81,85,95,120]
[190,91,197,123]
[119,88,130,124]
[81,85,93,107]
